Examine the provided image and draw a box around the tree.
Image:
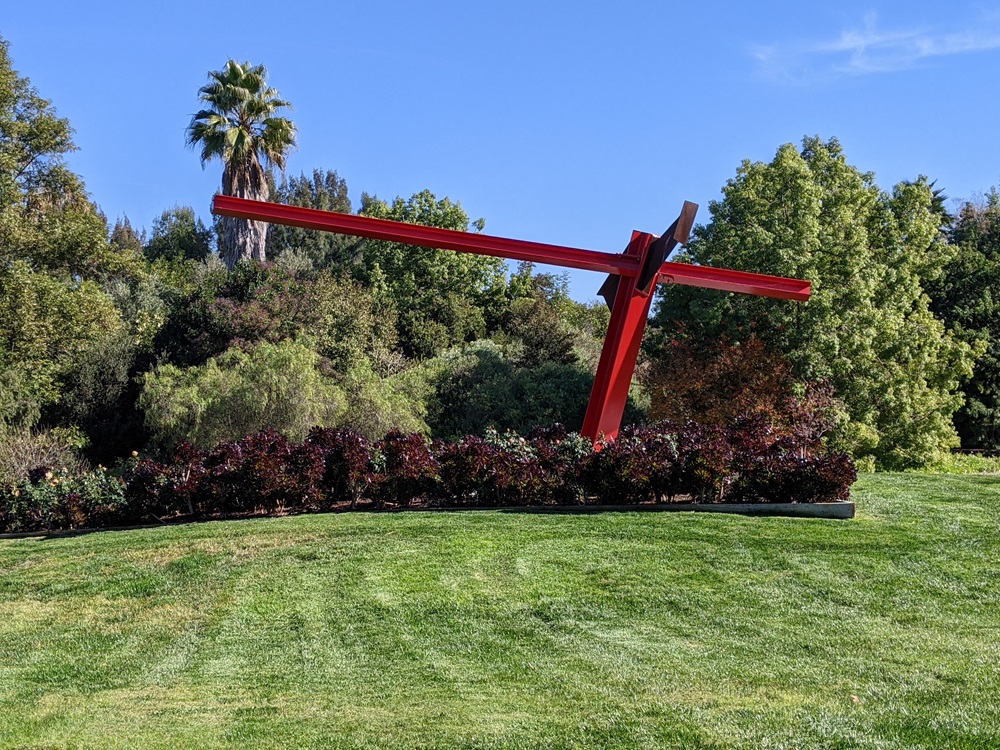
[926,190,1000,449]
[0,261,123,429]
[153,261,399,374]
[358,189,507,358]
[266,169,357,267]
[186,60,296,269]
[0,36,75,215]
[0,36,132,435]
[0,35,130,282]
[500,266,578,368]
[139,338,344,451]
[109,216,145,254]
[651,137,974,468]
[145,206,213,262]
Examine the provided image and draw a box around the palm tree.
[186,60,296,268]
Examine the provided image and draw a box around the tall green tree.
[0,36,129,282]
[109,216,145,254]
[266,169,357,267]
[186,60,296,269]
[651,137,974,468]
[0,36,74,217]
[358,190,506,358]
[926,190,1000,449]
[0,35,133,434]
[145,206,213,262]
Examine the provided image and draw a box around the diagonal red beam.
[212,195,810,301]
[213,195,640,276]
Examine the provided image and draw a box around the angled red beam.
[214,195,811,301]
[213,194,640,277]
[582,231,656,441]
[657,261,811,301]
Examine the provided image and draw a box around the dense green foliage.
[357,190,506,358]
[1,474,997,748]
[139,339,346,450]
[1,37,998,484]
[265,169,355,267]
[651,137,975,469]
[144,206,213,262]
[926,190,1000,449]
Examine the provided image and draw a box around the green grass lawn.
[0,474,998,749]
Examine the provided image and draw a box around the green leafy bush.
[0,466,128,532]
[139,338,345,451]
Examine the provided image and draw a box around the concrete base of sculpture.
[483,501,856,519]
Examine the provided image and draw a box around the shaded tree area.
[926,190,1000,449]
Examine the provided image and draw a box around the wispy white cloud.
[754,12,1000,82]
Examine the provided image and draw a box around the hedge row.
[0,420,856,533]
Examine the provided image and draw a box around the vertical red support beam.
[581,231,657,442]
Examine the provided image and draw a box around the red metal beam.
[212,195,810,301]
[657,261,811,301]
[582,232,657,442]
[213,194,639,277]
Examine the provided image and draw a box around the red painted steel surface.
[212,195,811,301]
[656,261,811,300]
[213,195,639,276]
[581,232,658,441]
[212,194,812,443]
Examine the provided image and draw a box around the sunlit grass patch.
[0,473,998,748]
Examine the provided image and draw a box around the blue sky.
[4,1,999,300]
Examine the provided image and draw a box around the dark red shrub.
[434,436,538,506]
[734,436,856,503]
[580,428,655,505]
[672,422,734,502]
[306,427,376,508]
[374,432,439,507]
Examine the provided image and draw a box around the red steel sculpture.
[212,195,811,442]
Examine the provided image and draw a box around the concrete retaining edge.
[485,501,855,519]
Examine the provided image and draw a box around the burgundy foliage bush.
[374,431,439,507]
[305,427,377,509]
[2,419,857,533]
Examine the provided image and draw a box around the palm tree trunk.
[220,161,269,269]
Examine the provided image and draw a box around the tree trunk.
[220,161,269,269]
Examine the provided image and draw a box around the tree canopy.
[651,137,975,468]
[926,190,1000,449]
[357,190,507,359]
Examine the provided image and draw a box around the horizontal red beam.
[657,261,811,301]
[213,195,639,276]
[212,195,810,302]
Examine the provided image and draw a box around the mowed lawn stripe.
[0,473,998,748]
